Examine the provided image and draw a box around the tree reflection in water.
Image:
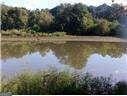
[1,41,127,69]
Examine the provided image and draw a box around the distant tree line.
[1,3,125,36]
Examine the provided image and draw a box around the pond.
[1,41,127,82]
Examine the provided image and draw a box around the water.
[1,41,127,82]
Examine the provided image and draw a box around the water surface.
[1,41,127,82]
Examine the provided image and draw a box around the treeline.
[1,3,125,36]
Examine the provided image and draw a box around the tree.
[54,3,95,35]
[1,5,10,30]
[28,9,54,32]
[1,5,28,30]
[1,3,122,36]
[89,4,124,21]
[95,19,111,35]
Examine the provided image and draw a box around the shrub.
[1,70,127,95]
[52,32,66,37]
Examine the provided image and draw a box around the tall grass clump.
[1,70,127,95]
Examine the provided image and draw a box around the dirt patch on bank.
[1,36,127,43]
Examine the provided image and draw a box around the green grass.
[1,29,66,37]
[1,70,127,95]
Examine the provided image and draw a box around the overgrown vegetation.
[1,29,66,37]
[1,70,127,95]
[1,3,126,36]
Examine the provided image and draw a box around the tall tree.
[28,9,54,32]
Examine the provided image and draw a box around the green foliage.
[96,19,111,35]
[89,4,124,21]
[52,32,66,36]
[1,5,28,30]
[53,3,95,35]
[1,70,127,95]
[91,19,120,36]
[32,24,40,32]
[1,3,124,36]
[28,9,54,32]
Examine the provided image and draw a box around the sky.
[1,0,127,10]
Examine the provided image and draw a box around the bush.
[1,70,127,95]
[52,32,66,37]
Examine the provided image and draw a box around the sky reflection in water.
[1,41,127,82]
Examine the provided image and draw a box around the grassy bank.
[1,70,127,95]
[1,29,66,37]
[1,29,127,42]
[2,36,127,43]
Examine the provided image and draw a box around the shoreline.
[1,36,127,43]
